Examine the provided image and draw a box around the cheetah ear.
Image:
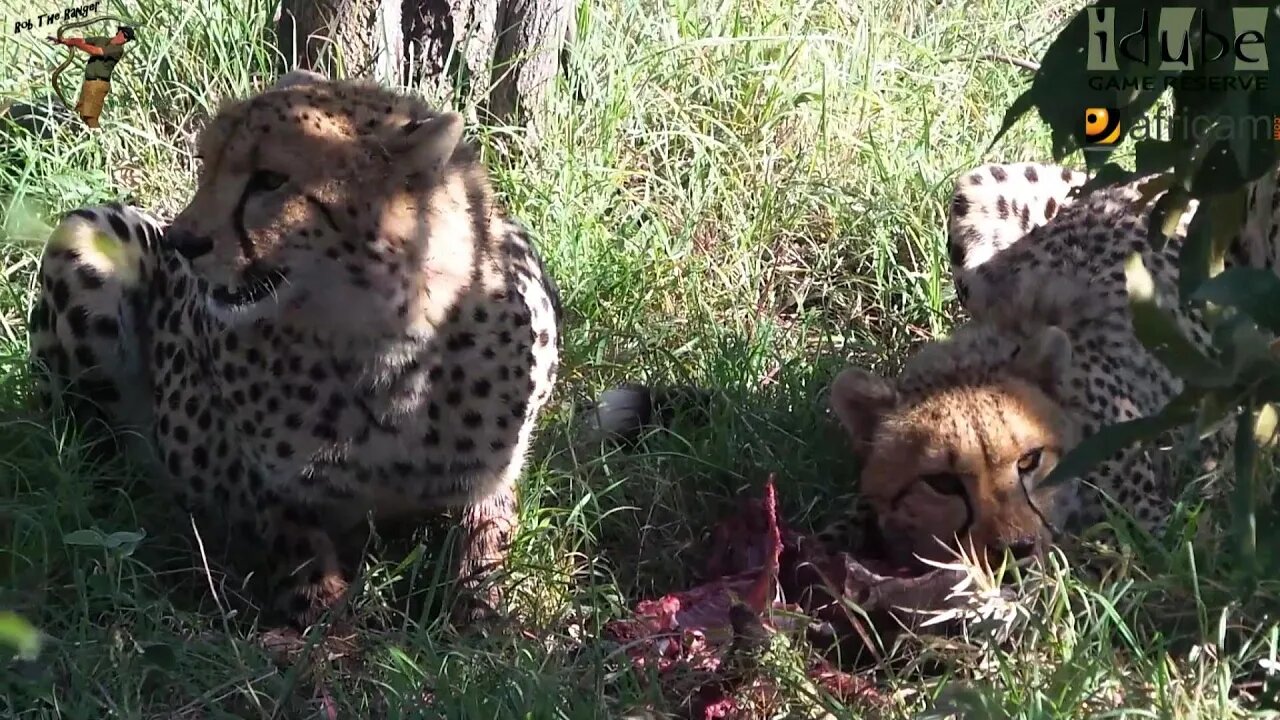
[829,367,899,457]
[396,112,465,174]
[1013,325,1072,390]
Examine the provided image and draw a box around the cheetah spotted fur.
[28,71,562,627]
[823,161,1279,566]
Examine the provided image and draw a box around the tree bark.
[276,0,403,83]
[274,0,574,132]
[488,0,572,129]
[403,0,501,110]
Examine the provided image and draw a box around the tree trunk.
[403,0,501,111]
[273,0,574,135]
[275,0,404,83]
[487,0,573,130]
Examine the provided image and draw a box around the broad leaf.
[1185,95,1277,197]
[1134,139,1182,176]
[1192,267,1280,334]
[1232,403,1259,576]
[1126,254,1231,386]
[62,528,106,547]
[1194,387,1247,442]
[1211,313,1276,380]
[1041,388,1203,489]
[1178,189,1244,299]
[1014,2,1173,161]
[1146,185,1192,251]
[1078,163,1142,196]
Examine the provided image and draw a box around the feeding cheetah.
[824,162,1279,567]
[28,70,562,627]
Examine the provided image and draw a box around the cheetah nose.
[167,229,214,260]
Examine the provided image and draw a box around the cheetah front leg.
[29,207,160,446]
[252,497,350,629]
[453,478,518,624]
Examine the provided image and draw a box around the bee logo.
[1084,107,1121,147]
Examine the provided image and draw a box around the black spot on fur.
[76,266,104,290]
[107,213,132,242]
[52,279,70,312]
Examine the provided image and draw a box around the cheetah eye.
[1017,447,1044,474]
[919,472,966,497]
[248,170,288,192]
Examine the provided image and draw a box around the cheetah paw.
[283,570,351,631]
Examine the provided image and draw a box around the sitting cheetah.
[28,71,562,627]
[824,162,1278,567]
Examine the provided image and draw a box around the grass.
[1,0,1278,716]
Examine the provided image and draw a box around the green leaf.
[62,528,146,557]
[1134,139,1181,176]
[140,642,178,670]
[0,612,41,660]
[1193,386,1249,443]
[1210,313,1276,380]
[102,530,146,557]
[1191,267,1280,334]
[1078,162,1139,196]
[1042,388,1202,489]
[1126,253,1231,386]
[1232,403,1259,577]
[1010,4,1167,160]
[1083,145,1115,173]
[1146,185,1192,251]
[62,528,107,547]
[1177,189,1246,300]
[1253,372,1280,403]
[102,530,145,549]
[1173,64,1279,198]
[791,92,819,107]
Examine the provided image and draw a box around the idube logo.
[1087,6,1270,92]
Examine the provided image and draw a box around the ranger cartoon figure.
[46,25,135,128]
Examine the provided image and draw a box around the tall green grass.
[1,0,1276,716]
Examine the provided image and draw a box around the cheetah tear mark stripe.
[303,194,341,234]
[1017,471,1063,541]
[233,171,262,263]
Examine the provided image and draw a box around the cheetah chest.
[146,251,551,520]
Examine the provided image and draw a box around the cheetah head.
[829,324,1082,569]
[167,71,484,334]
